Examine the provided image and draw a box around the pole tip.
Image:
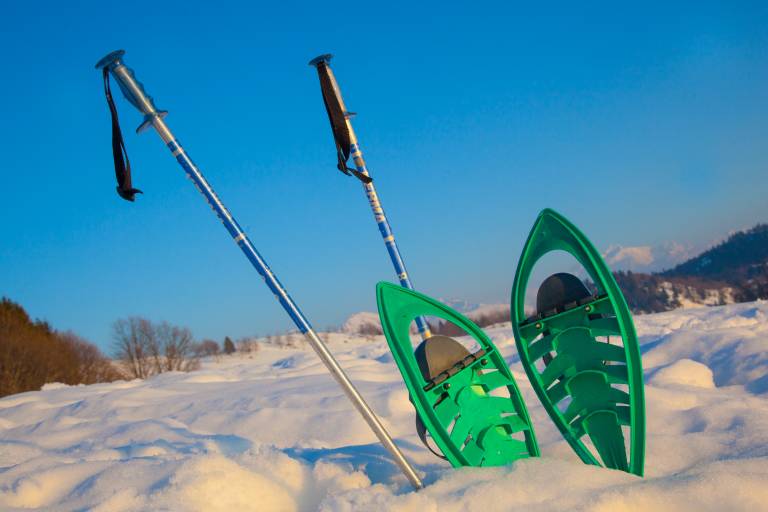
[95,49,126,70]
[308,54,333,67]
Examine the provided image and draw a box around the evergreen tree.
[223,336,235,355]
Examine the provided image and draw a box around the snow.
[649,359,715,388]
[341,312,381,334]
[659,281,736,309]
[1,302,767,511]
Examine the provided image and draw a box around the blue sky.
[1,1,766,351]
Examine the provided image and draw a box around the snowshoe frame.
[511,208,645,476]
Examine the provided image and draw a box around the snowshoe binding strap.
[412,336,490,459]
[414,414,443,459]
[102,67,142,201]
[413,335,472,459]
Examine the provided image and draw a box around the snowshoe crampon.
[377,282,539,467]
[511,209,646,476]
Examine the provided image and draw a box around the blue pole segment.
[95,50,423,490]
[165,140,311,333]
[349,142,432,338]
[310,55,432,341]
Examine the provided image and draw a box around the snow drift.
[1,301,767,511]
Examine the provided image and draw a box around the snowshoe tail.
[585,412,629,471]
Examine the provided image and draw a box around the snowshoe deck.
[377,282,539,467]
[511,209,646,476]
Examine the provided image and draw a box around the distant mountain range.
[614,223,768,313]
[340,223,768,336]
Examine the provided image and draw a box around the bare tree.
[112,317,153,379]
[112,317,199,378]
[237,337,252,354]
[357,323,383,336]
[156,321,197,372]
[194,339,220,358]
[236,337,259,354]
[60,332,124,383]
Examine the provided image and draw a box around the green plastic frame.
[511,209,645,476]
[377,282,539,467]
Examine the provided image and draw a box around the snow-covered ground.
[1,301,767,511]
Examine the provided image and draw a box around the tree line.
[0,298,122,398]
[0,297,247,398]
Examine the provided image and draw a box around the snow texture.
[1,301,767,511]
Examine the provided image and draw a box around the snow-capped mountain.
[603,241,694,273]
[438,298,481,314]
[613,223,768,313]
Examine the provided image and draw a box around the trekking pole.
[309,55,432,342]
[95,50,423,490]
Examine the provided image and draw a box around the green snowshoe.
[511,209,645,476]
[377,282,539,467]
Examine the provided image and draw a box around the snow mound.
[638,301,768,393]
[40,383,70,391]
[160,454,297,512]
[1,301,767,510]
[154,449,369,512]
[341,312,381,334]
[650,359,715,388]
[322,458,768,512]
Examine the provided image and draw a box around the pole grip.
[95,50,165,132]
[308,54,432,340]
